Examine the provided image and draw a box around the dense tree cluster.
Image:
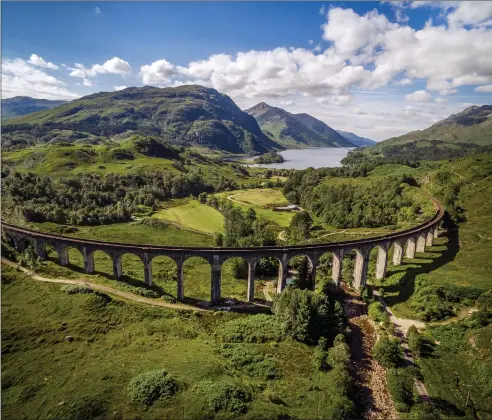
[1,167,236,226]
[285,171,420,228]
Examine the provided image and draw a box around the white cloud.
[395,78,412,86]
[280,100,295,106]
[308,40,314,45]
[69,57,131,80]
[438,88,458,96]
[405,90,431,102]
[319,5,325,15]
[95,7,102,15]
[83,78,96,87]
[114,85,128,91]
[447,2,492,27]
[475,84,492,93]
[2,58,78,100]
[27,53,58,70]
[435,97,448,103]
[139,59,176,85]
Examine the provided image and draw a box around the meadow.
[1,265,350,420]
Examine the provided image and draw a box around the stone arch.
[66,246,85,271]
[368,242,390,282]
[252,256,281,303]
[389,239,405,266]
[182,255,212,304]
[118,252,147,287]
[416,231,427,253]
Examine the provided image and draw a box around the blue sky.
[2,1,492,140]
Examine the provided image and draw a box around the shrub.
[214,314,284,343]
[51,395,107,420]
[410,400,442,420]
[61,285,93,295]
[134,288,159,298]
[162,295,177,304]
[327,342,351,368]
[387,367,414,412]
[272,288,341,343]
[127,370,179,409]
[312,346,328,371]
[407,326,425,357]
[193,380,251,414]
[219,344,278,380]
[133,218,168,229]
[373,336,403,368]
[368,301,386,323]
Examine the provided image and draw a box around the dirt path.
[2,258,207,312]
[262,280,275,301]
[344,294,399,420]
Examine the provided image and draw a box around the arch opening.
[91,250,114,279]
[182,256,211,304]
[286,254,315,291]
[66,247,84,272]
[253,257,280,303]
[220,257,249,303]
[151,255,178,300]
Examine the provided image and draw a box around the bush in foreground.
[193,380,251,414]
[219,344,278,380]
[387,367,414,412]
[127,370,179,409]
[60,285,93,295]
[214,314,284,343]
[373,336,403,368]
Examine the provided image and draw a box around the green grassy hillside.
[2,85,280,154]
[2,96,68,120]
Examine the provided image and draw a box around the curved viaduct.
[1,196,444,304]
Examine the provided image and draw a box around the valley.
[2,84,492,420]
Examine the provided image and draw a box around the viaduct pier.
[1,196,444,304]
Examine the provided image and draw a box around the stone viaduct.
[1,196,444,305]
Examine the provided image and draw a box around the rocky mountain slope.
[3,86,280,154]
[2,96,68,120]
[245,102,354,148]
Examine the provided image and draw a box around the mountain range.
[335,130,376,147]
[2,86,279,154]
[244,102,355,148]
[2,96,68,120]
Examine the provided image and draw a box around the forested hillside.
[2,86,280,154]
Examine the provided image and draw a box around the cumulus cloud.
[27,53,58,70]
[69,57,131,80]
[475,84,492,93]
[139,59,176,85]
[2,58,79,100]
[280,100,295,106]
[435,97,448,103]
[114,85,128,91]
[137,6,492,104]
[447,2,492,27]
[405,90,431,102]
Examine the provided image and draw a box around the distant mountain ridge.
[336,130,376,147]
[2,96,68,120]
[375,104,492,148]
[3,86,280,154]
[245,102,354,148]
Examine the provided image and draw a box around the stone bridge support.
[406,237,417,259]
[113,254,123,280]
[434,225,439,238]
[174,257,185,302]
[392,240,404,265]
[277,253,289,294]
[57,245,69,266]
[332,249,344,287]
[210,255,222,304]
[308,252,318,291]
[416,232,427,253]
[247,258,257,302]
[354,247,370,291]
[426,230,434,247]
[83,247,94,273]
[376,244,389,280]
[32,238,47,260]
[143,253,152,286]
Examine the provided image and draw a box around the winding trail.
[262,280,275,301]
[1,258,206,312]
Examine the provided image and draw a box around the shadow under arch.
[66,246,85,272]
[91,249,114,279]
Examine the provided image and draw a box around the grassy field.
[218,188,294,228]
[1,265,348,420]
[153,199,224,234]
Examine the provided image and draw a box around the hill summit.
[3,85,280,154]
[245,102,354,148]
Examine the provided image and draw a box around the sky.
[2,1,492,141]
